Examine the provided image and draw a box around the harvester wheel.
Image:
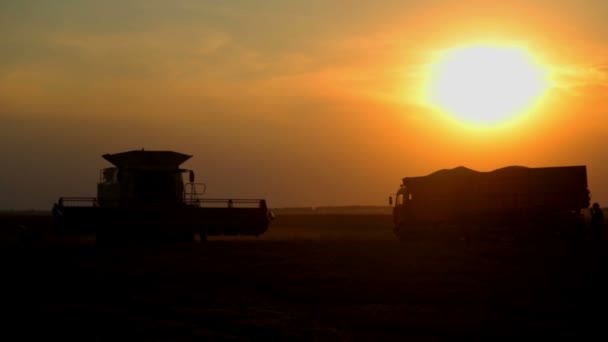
[194,233,207,243]
[95,233,112,248]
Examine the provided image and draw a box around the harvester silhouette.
[52,150,274,245]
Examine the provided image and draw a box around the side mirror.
[189,170,195,183]
[388,196,393,205]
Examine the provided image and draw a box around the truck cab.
[389,185,413,235]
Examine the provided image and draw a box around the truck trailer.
[389,165,591,241]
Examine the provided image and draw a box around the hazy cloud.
[550,63,608,95]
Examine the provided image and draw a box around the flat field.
[2,213,607,340]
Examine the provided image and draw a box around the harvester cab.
[94,150,203,208]
[52,150,273,244]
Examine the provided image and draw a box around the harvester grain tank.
[52,150,274,244]
[389,165,591,241]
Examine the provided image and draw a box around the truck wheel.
[394,223,407,243]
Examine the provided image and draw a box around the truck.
[51,149,274,245]
[389,165,591,241]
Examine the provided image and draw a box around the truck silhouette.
[52,150,274,245]
[389,165,591,241]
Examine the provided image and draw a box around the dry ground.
[2,213,608,341]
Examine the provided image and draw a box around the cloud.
[550,63,608,95]
[1,20,406,122]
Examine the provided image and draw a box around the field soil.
[2,213,608,340]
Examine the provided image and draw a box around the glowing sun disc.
[425,45,550,126]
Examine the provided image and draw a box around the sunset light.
[1,1,607,212]
[3,2,608,338]
[424,45,551,127]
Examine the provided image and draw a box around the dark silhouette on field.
[390,165,591,242]
[51,150,273,245]
[0,159,605,339]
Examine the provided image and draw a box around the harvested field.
[2,212,607,340]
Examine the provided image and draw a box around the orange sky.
[1,0,607,209]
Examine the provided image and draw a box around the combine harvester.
[52,150,274,245]
[389,165,591,241]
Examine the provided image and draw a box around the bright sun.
[424,44,550,127]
